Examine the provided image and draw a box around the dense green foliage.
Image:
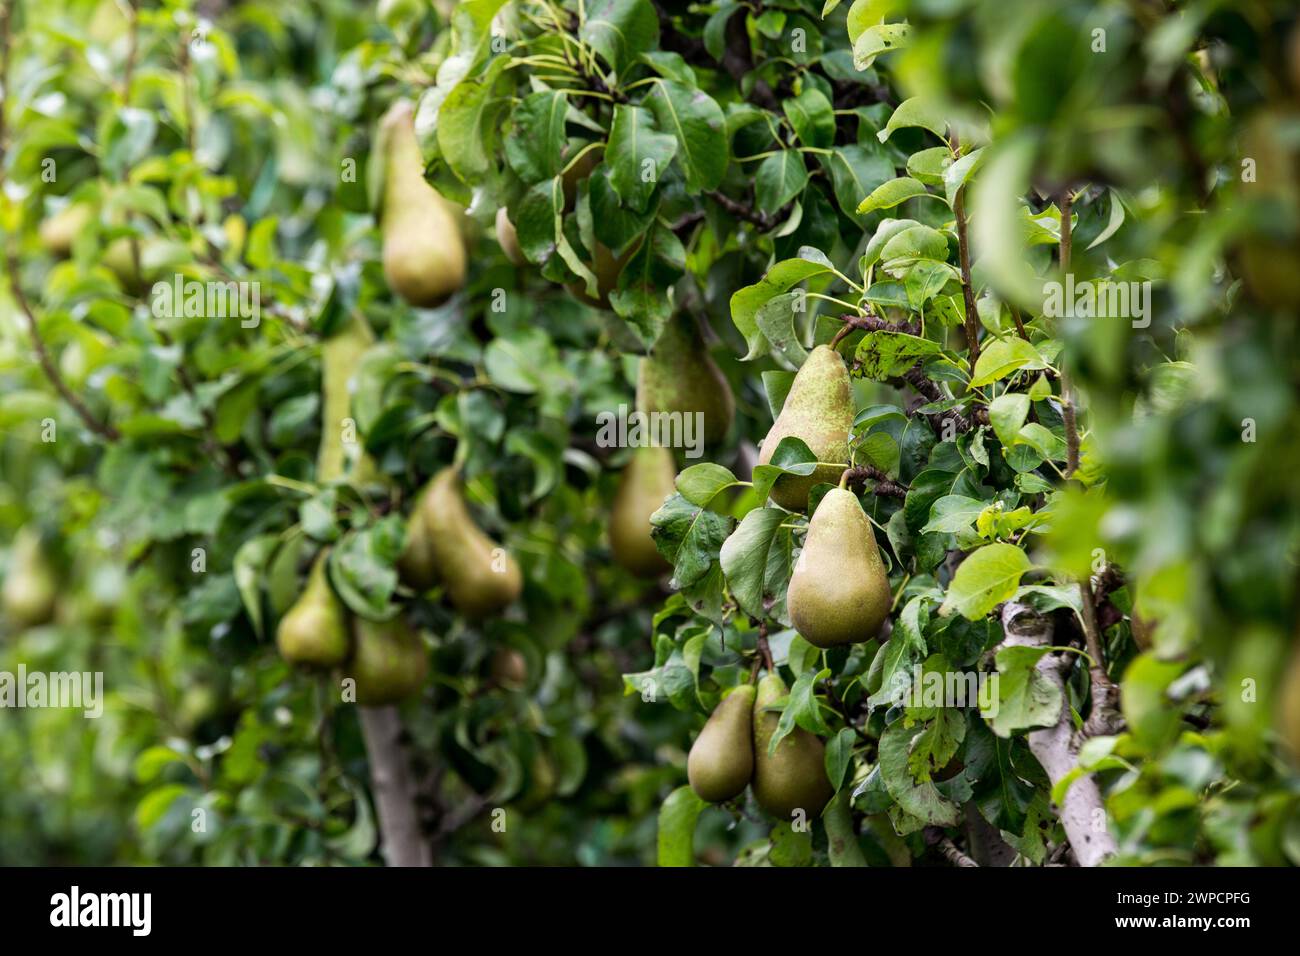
[1,0,1298,867]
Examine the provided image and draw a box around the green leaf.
[823,790,867,866]
[825,727,858,790]
[823,143,895,221]
[650,493,735,589]
[854,331,940,380]
[657,785,707,866]
[981,644,1064,737]
[940,543,1034,620]
[134,746,187,784]
[969,337,1048,387]
[783,86,836,149]
[646,80,728,193]
[921,495,986,535]
[581,0,660,72]
[988,392,1031,446]
[857,177,934,215]
[135,784,189,832]
[719,507,792,620]
[730,253,834,359]
[943,147,986,205]
[611,224,686,346]
[907,146,953,185]
[606,104,677,213]
[504,90,568,183]
[877,721,961,825]
[755,151,810,212]
[853,22,912,70]
[675,462,740,507]
[878,96,948,143]
[754,291,811,366]
[233,534,278,638]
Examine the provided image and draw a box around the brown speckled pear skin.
[379,102,466,308]
[787,488,890,648]
[758,345,853,511]
[610,444,676,577]
[350,616,428,706]
[688,684,756,802]
[1279,641,1300,761]
[751,673,833,819]
[276,551,350,668]
[636,316,735,448]
[420,467,523,618]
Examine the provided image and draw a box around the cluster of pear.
[1,527,58,631]
[276,551,428,706]
[761,344,892,647]
[688,672,834,818]
[608,316,736,577]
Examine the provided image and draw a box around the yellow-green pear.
[752,672,833,819]
[276,552,350,667]
[397,503,438,591]
[39,203,95,257]
[636,315,735,448]
[317,316,379,484]
[609,444,676,577]
[378,101,466,307]
[496,207,525,266]
[420,466,523,618]
[758,345,853,511]
[489,646,528,689]
[687,684,755,802]
[787,487,890,647]
[350,615,429,705]
[2,527,57,630]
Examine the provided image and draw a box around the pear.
[496,207,525,266]
[39,203,95,257]
[420,466,523,618]
[636,315,735,448]
[2,527,57,630]
[609,444,676,577]
[350,615,428,705]
[378,101,466,307]
[489,647,528,689]
[758,345,853,511]
[397,500,438,592]
[787,487,890,647]
[317,316,379,484]
[276,551,350,667]
[752,672,833,819]
[1279,641,1300,761]
[567,238,637,310]
[1238,109,1300,309]
[687,684,756,802]
[103,237,148,293]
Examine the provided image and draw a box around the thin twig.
[1058,189,1081,477]
[842,465,908,498]
[950,133,981,367]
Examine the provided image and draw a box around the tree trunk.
[358,706,431,867]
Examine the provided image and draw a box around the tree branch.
[998,601,1117,867]
[1058,188,1081,477]
[952,184,981,366]
[357,706,432,867]
[843,465,907,498]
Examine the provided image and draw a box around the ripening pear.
[609,444,676,577]
[2,527,57,630]
[636,315,735,448]
[687,684,755,803]
[496,207,525,266]
[489,646,528,689]
[752,672,833,819]
[1279,641,1300,761]
[276,551,350,667]
[350,615,429,705]
[1238,109,1300,309]
[758,345,853,511]
[787,488,890,647]
[420,466,523,618]
[317,316,379,485]
[378,101,466,307]
[397,502,438,592]
[39,203,95,257]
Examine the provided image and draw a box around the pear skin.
[350,615,428,705]
[758,345,853,511]
[420,467,523,618]
[787,487,890,647]
[610,444,676,577]
[397,502,438,591]
[496,207,525,266]
[317,316,379,484]
[636,315,735,448]
[489,646,528,689]
[752,672,833,819]
[39,203,95,257]
[2,527,57,629]
[276,552,350,667]
[379,101,467,307]
[688,684,756,802]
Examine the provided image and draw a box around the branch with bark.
[358,706,432,867]
[998,601,1117,867]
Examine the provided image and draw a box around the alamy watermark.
[1043,274,1152,328]
[151,273,261,328]
[595,405,704,459]
[882,663,999,717]
[0,665,103,718]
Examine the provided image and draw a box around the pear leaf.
[657,785,707,866]
[940,543,1033,620]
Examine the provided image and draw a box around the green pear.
[496,207,525,266]
[758,345,853,511]
[397,503,438,592]
[39,203,95,257]
[420,466,523,618]
[317,316,379,484]
[787,487,890,647]
[752,672,833,819]
[609,444,676,577]
[567,238,637,310]
[350,615,428,705]
[687,684,756,802]
[378,101,466,307]
[2,527,57,630]
[489,646,528,689]
[1239,109,1300,309]
[276,551,350,667]
[636,315,735,448]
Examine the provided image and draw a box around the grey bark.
[358,706,432,867]
[999,602,1117,867]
